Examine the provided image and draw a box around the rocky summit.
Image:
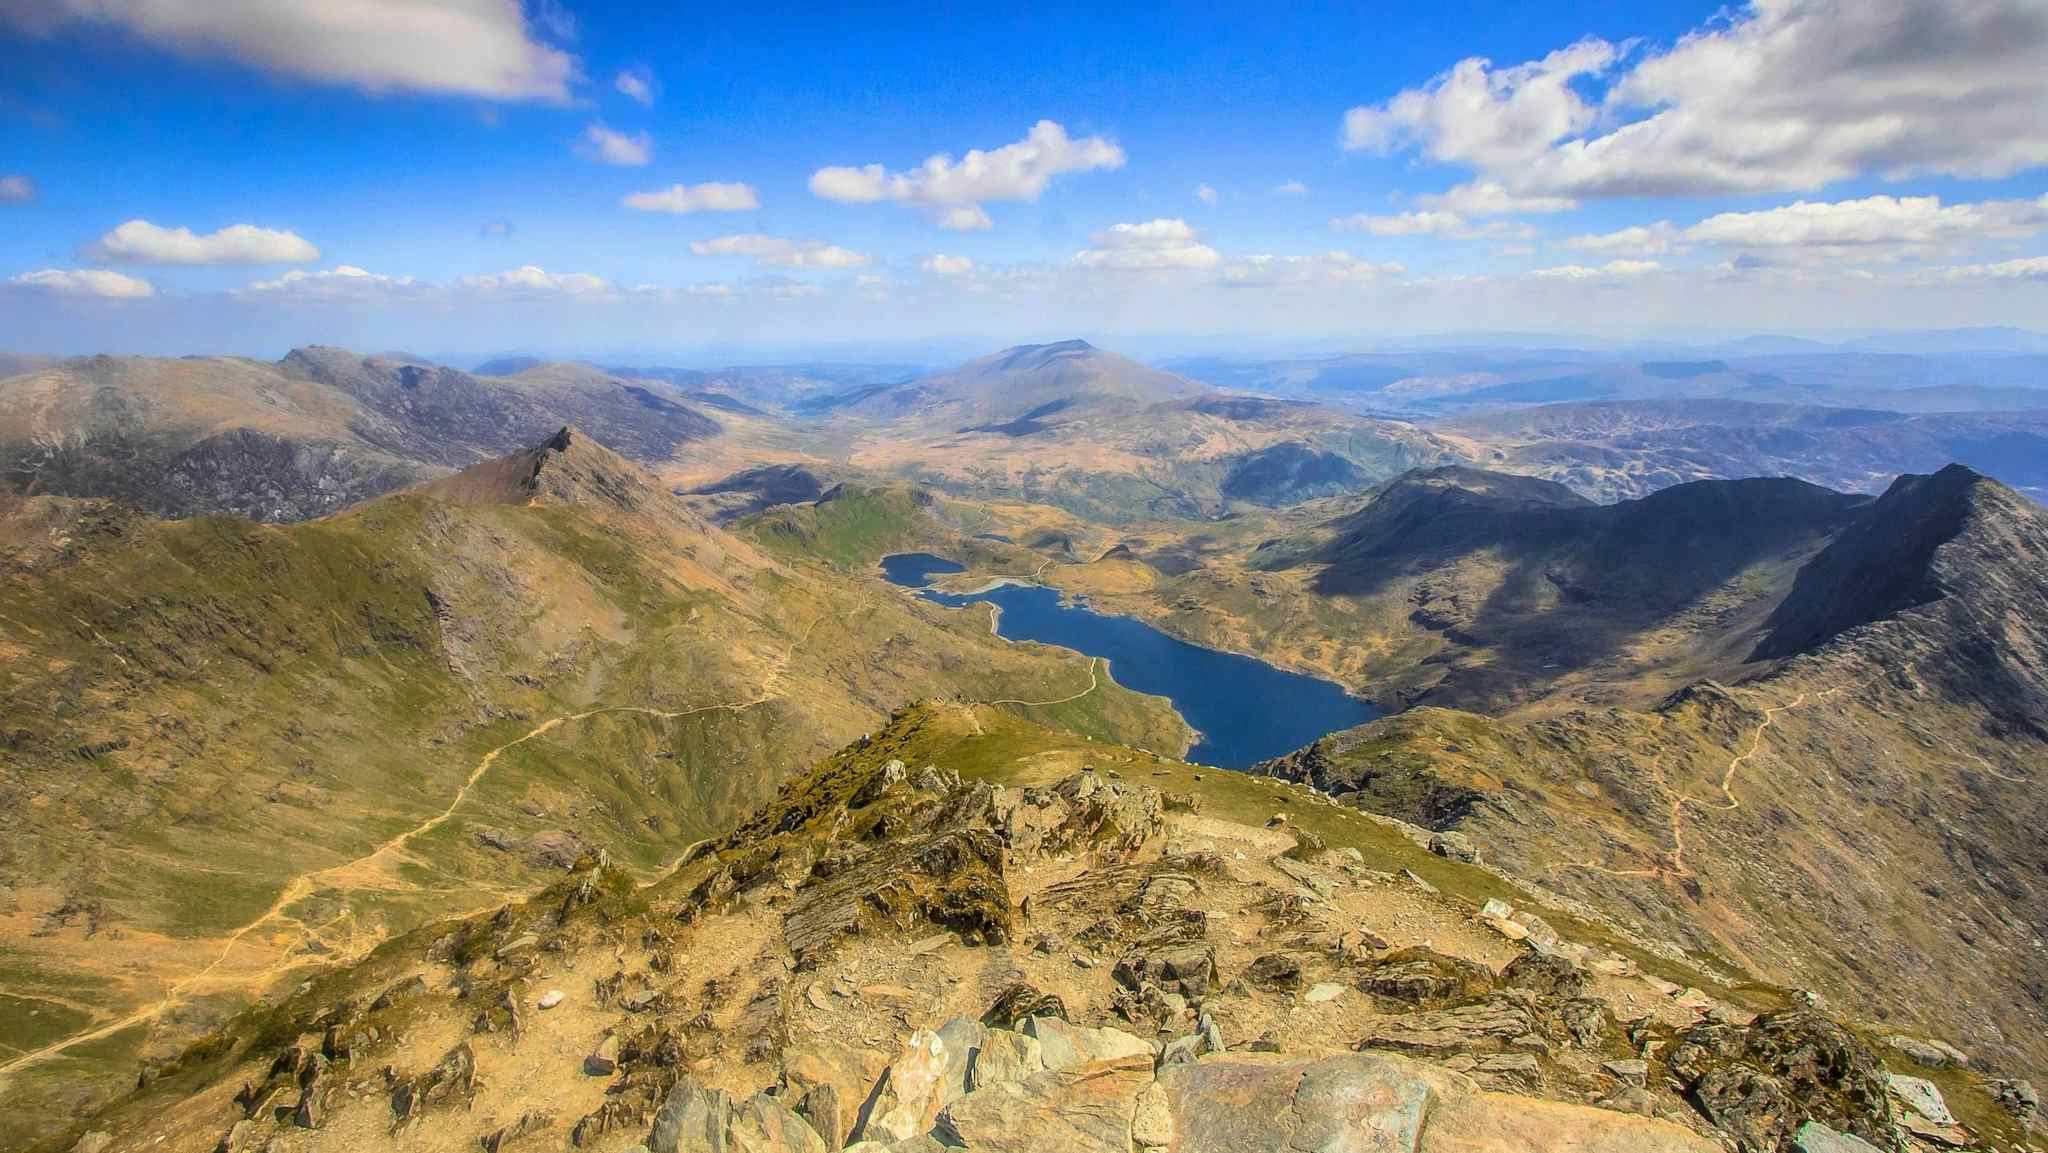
[34,702,2043,1152]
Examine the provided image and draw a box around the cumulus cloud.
[1531,259,1663,280]
[11,0,576,102]
[0,174,33,202]
[922,254,975,276]
[1344,39,1617,171]
[9,268,155,298]
[1342,0,2048,199]
[689,234,871,269]
[1682,194,2048,262]
[615,67,655,105]
[1419,181,1576,216]
[1072,218,1220,271]
[1194,184,1219,206]
[809,120,1124,229]
[1928,256,2048,282]
[1273,180,1308,195]
[621,182,759,213]
[93,219,319,264]
[580,123,651,166]
[1563,221,1682,257]
[458,265,611,294]
[1330,210,1531,241]
[1219,251,1403,287]
[239,265,420,299]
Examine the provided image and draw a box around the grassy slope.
[0,471,1188,1146]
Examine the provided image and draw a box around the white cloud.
[93,219,319,264]
[13,0,576,102]
[1273,180,1308,195]
[1072,218,1221,271]
[615,67,655,106]
[621,182,760,213]
[1419,181,1576,216]
[1330,210,1531,240]
[1531,259,1663,280]
[240,265,419,298]
[1344,39,1617,171]
[1194,183,1219,206]
[10,268,154,298]
[1927,256,2048,282]
[922,254,975,276]
[458,265,611,294]
[1219,251,1403,286]
[760,278,823,299]
[1682,194,2048,262]
[809,120,1124,228]
[1343,0,2048,199]
[0,174,33,202]
[684,283,733,297]
[579,123,651,166]
[1563,221,1682,257]
[689,234,871,269]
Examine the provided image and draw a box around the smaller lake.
[881,553,1380,768]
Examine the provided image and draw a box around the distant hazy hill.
[810,340,1456,520]
[0,349,724,520]
[1442,398,2048,502]
[812,339,1207,426]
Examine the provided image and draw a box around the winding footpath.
[0,615,823,1083]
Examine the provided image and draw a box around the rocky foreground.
[53,706,2043,1153]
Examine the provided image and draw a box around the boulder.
[650,1078,734,1153]
[1791,1121,1887,1153]
[730,1094,829,1153]
[1020,1017,1153,1073]
[1360,948,1496,1007]
[1159,1052,1441,1152]
[1990,1078,2037,1121]
[1243,952,1304,990]
[586,1033,621,1076]
[932,1054,1152,1152]
[852,1029,953,1144]
[1501,951,1587,998]
[1880,1034,1968,1070]
[538,989,565,1009]
[968,1029,1044,1091]
[794,1083,843,1151]
[1113,941,1217,998]
[1428,831,1480,863]
[1885,1074,1955,1125]
[1667,1010,1894,1153]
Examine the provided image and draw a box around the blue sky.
[4,1,2047,359]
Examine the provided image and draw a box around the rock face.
[1667,1010,1896,1153]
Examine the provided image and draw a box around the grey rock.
[1791,1121,1886,1153]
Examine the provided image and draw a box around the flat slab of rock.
[1887,1073,1957,1125]
[1792,1120,1887,1153]
[1158,1053,1720,1153]
[934,1055,1151,1152]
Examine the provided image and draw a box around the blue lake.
[880,552,1381,769]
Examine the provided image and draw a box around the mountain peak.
[413,424,659,513]
[1754,462,2043,667]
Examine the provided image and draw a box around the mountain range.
[3,338,2047,1152]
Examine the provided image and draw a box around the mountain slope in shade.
[1254,466,2048,1074]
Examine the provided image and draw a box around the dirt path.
[1559,680,1863,884]
[987,656,1102,707]
[0,614,824,1084]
